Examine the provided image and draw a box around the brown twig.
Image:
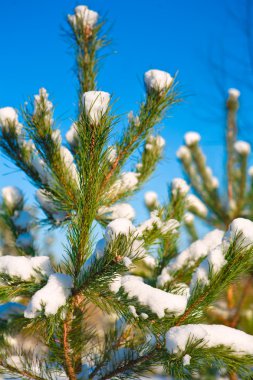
[63,313,76,380]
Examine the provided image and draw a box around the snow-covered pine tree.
[1,5,253,380]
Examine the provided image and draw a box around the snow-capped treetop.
[144,191,159,208]
[1,186,23,208]
[82,91,110,124]
[166,324,253,355]
[144,69,173,92]
[228,88,240,100]
[0,107,18,127]
[105,218,135,241]
[68,5,99,29]
[184,131,201,146]
[0,256,53,281]
[171,178,190,196]
[223,218,253,248]
[234,140,251,155]
[176,145,191,160]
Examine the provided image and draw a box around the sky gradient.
[0,0,252,252]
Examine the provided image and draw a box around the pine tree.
[176,88,253,379]
[0,5,253,380]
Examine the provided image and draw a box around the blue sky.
[0,0,253,253]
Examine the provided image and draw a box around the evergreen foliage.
[0,5,253,380]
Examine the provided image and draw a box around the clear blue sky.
[0,0,253,252]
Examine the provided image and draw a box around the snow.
[60,146,79,183]
[82,91,110,124]
[110,275,187,318]
[166,229,224,273]
[107,146,117,163]
[211,176,219,189]
[94,238,106,258]
[146,135,166,149]
[183,354,191,366]
[66,123,78,146]
[34,88,53,122]
[165,324,253,355]
[136,211,179,237]
[223,218,253,248]
[120,172,139,191]
[1,186,23,207]
[128,111,140,126]
[248,166,253,177]
[228,88,240,99]
[176,145,191,160]
[144,69,173,92]
[16,232,33,248]
[129,305,138,318]
[234,140,251,155]
[184,212,194,224]
[12,210,33,230]
[157,268,173,288]
[136,210,161,235]
[24,273,73,318]
[52,129,62,144]
[0,256,53,281]
[190,244,227,289]
[0,302,25,320]
[0,107,18,127]
[186,194,208,217]
[143,254,156,268]
[98,203,135,220]
[184,132,201,146]
[172,178,190,196]
[136,163,143,171]
[105,218,135,241]
[31,153,52,185]
[36,189,67,223]
[123,257,132,268]
[110,172,139,194]
[144,191,159,207]
[160,219,180,235]
[68,5,98,28]
[81,238,106,272]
